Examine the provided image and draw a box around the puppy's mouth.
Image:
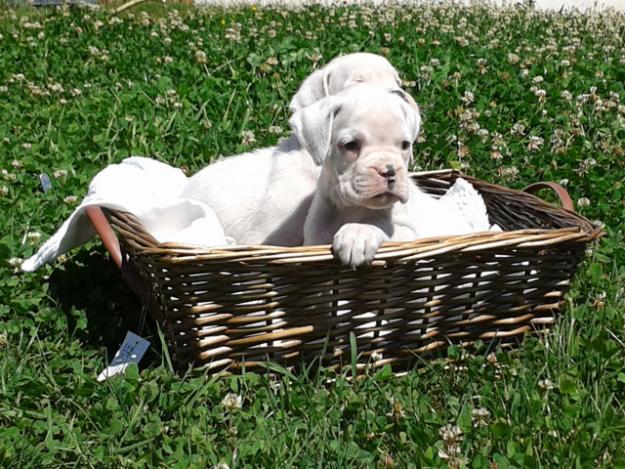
[365,190,405,209]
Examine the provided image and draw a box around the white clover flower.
[439,424,463,444]
[538,378,555,391]
[221,393,242,411]
[49,83,64,94]
[163,56,173,64]
[63,195,78,204]
[511,123,525,135]
[268,125,283,134]
[559,178,569,187]
[527,136,544,151]
[471,407,491,427]
[508,53,520,64]
[11,160,22,169]
[560,59,570,67]
[240,130,256,146]
[7,257,22,267]
[14,73,26,82]
[213,464,230,469]
[195,50,208,64]
[461,91,474,105]
[438,445,462,460]
[0,186,8,196]
[577,197,590,208]
[534,89,546,98]
[0,86,7,93]
[26,231,41,243]
[1,169,16,181]
[561,90,573,101]
[532,75,544,84]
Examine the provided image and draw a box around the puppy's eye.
[342,140,360,152]
[401,141,411,151]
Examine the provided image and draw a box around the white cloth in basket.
[412,178,501,237]
[22,156,231,272]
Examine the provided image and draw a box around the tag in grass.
[97,331,150,382]
[39,173,52,193]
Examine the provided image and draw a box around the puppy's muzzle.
[363,162,409,205]
[376,165,397,185]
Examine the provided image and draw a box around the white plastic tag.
[97,331,150,382]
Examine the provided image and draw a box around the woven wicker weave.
[94,170,602,373]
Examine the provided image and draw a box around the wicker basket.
[87,170,602,373]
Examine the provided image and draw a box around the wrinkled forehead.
[333,91,410,141]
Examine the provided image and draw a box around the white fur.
[183,53,418,247]
[182,137,319,246]
[289,52,403,114]
[300,84,425,268]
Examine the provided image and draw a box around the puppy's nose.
[376,165,397,183]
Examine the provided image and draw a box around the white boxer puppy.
[183,53,415,246]
[297,85,426,268]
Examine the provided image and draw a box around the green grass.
[1,2,625,467]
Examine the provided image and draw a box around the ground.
[0,2,624,467]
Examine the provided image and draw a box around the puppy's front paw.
[333,223,387,269]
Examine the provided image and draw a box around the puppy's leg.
[333,223,390,269]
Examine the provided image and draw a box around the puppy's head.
[289,52,406,114]
[290,84,421,210]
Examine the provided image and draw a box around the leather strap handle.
[523,182,574,211]
[85,206,122,268]
[85,206,149,303]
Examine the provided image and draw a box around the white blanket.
[22,157,230,272]
[414,177,501,237]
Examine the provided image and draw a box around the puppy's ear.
[289,68,331,114]
[392,89,422,142]
[290,96,339,166]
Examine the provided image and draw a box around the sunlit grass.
[1,3,624,467]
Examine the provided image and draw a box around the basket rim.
[103,169,604,264]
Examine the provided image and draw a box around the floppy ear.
[289,68,331,114]
[289,96,339,166]
[390,90,422,166]
[391,89,422,142]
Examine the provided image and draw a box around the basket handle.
[523,182,574,211]
[85,206,149,302]
[85,205,122,268]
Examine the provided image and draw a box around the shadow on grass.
[48,246,162,367]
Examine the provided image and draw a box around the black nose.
[377,165,397,185]
[385,165,396,178]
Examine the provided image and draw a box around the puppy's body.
[182,137,320,246]
[295,84,423,268]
